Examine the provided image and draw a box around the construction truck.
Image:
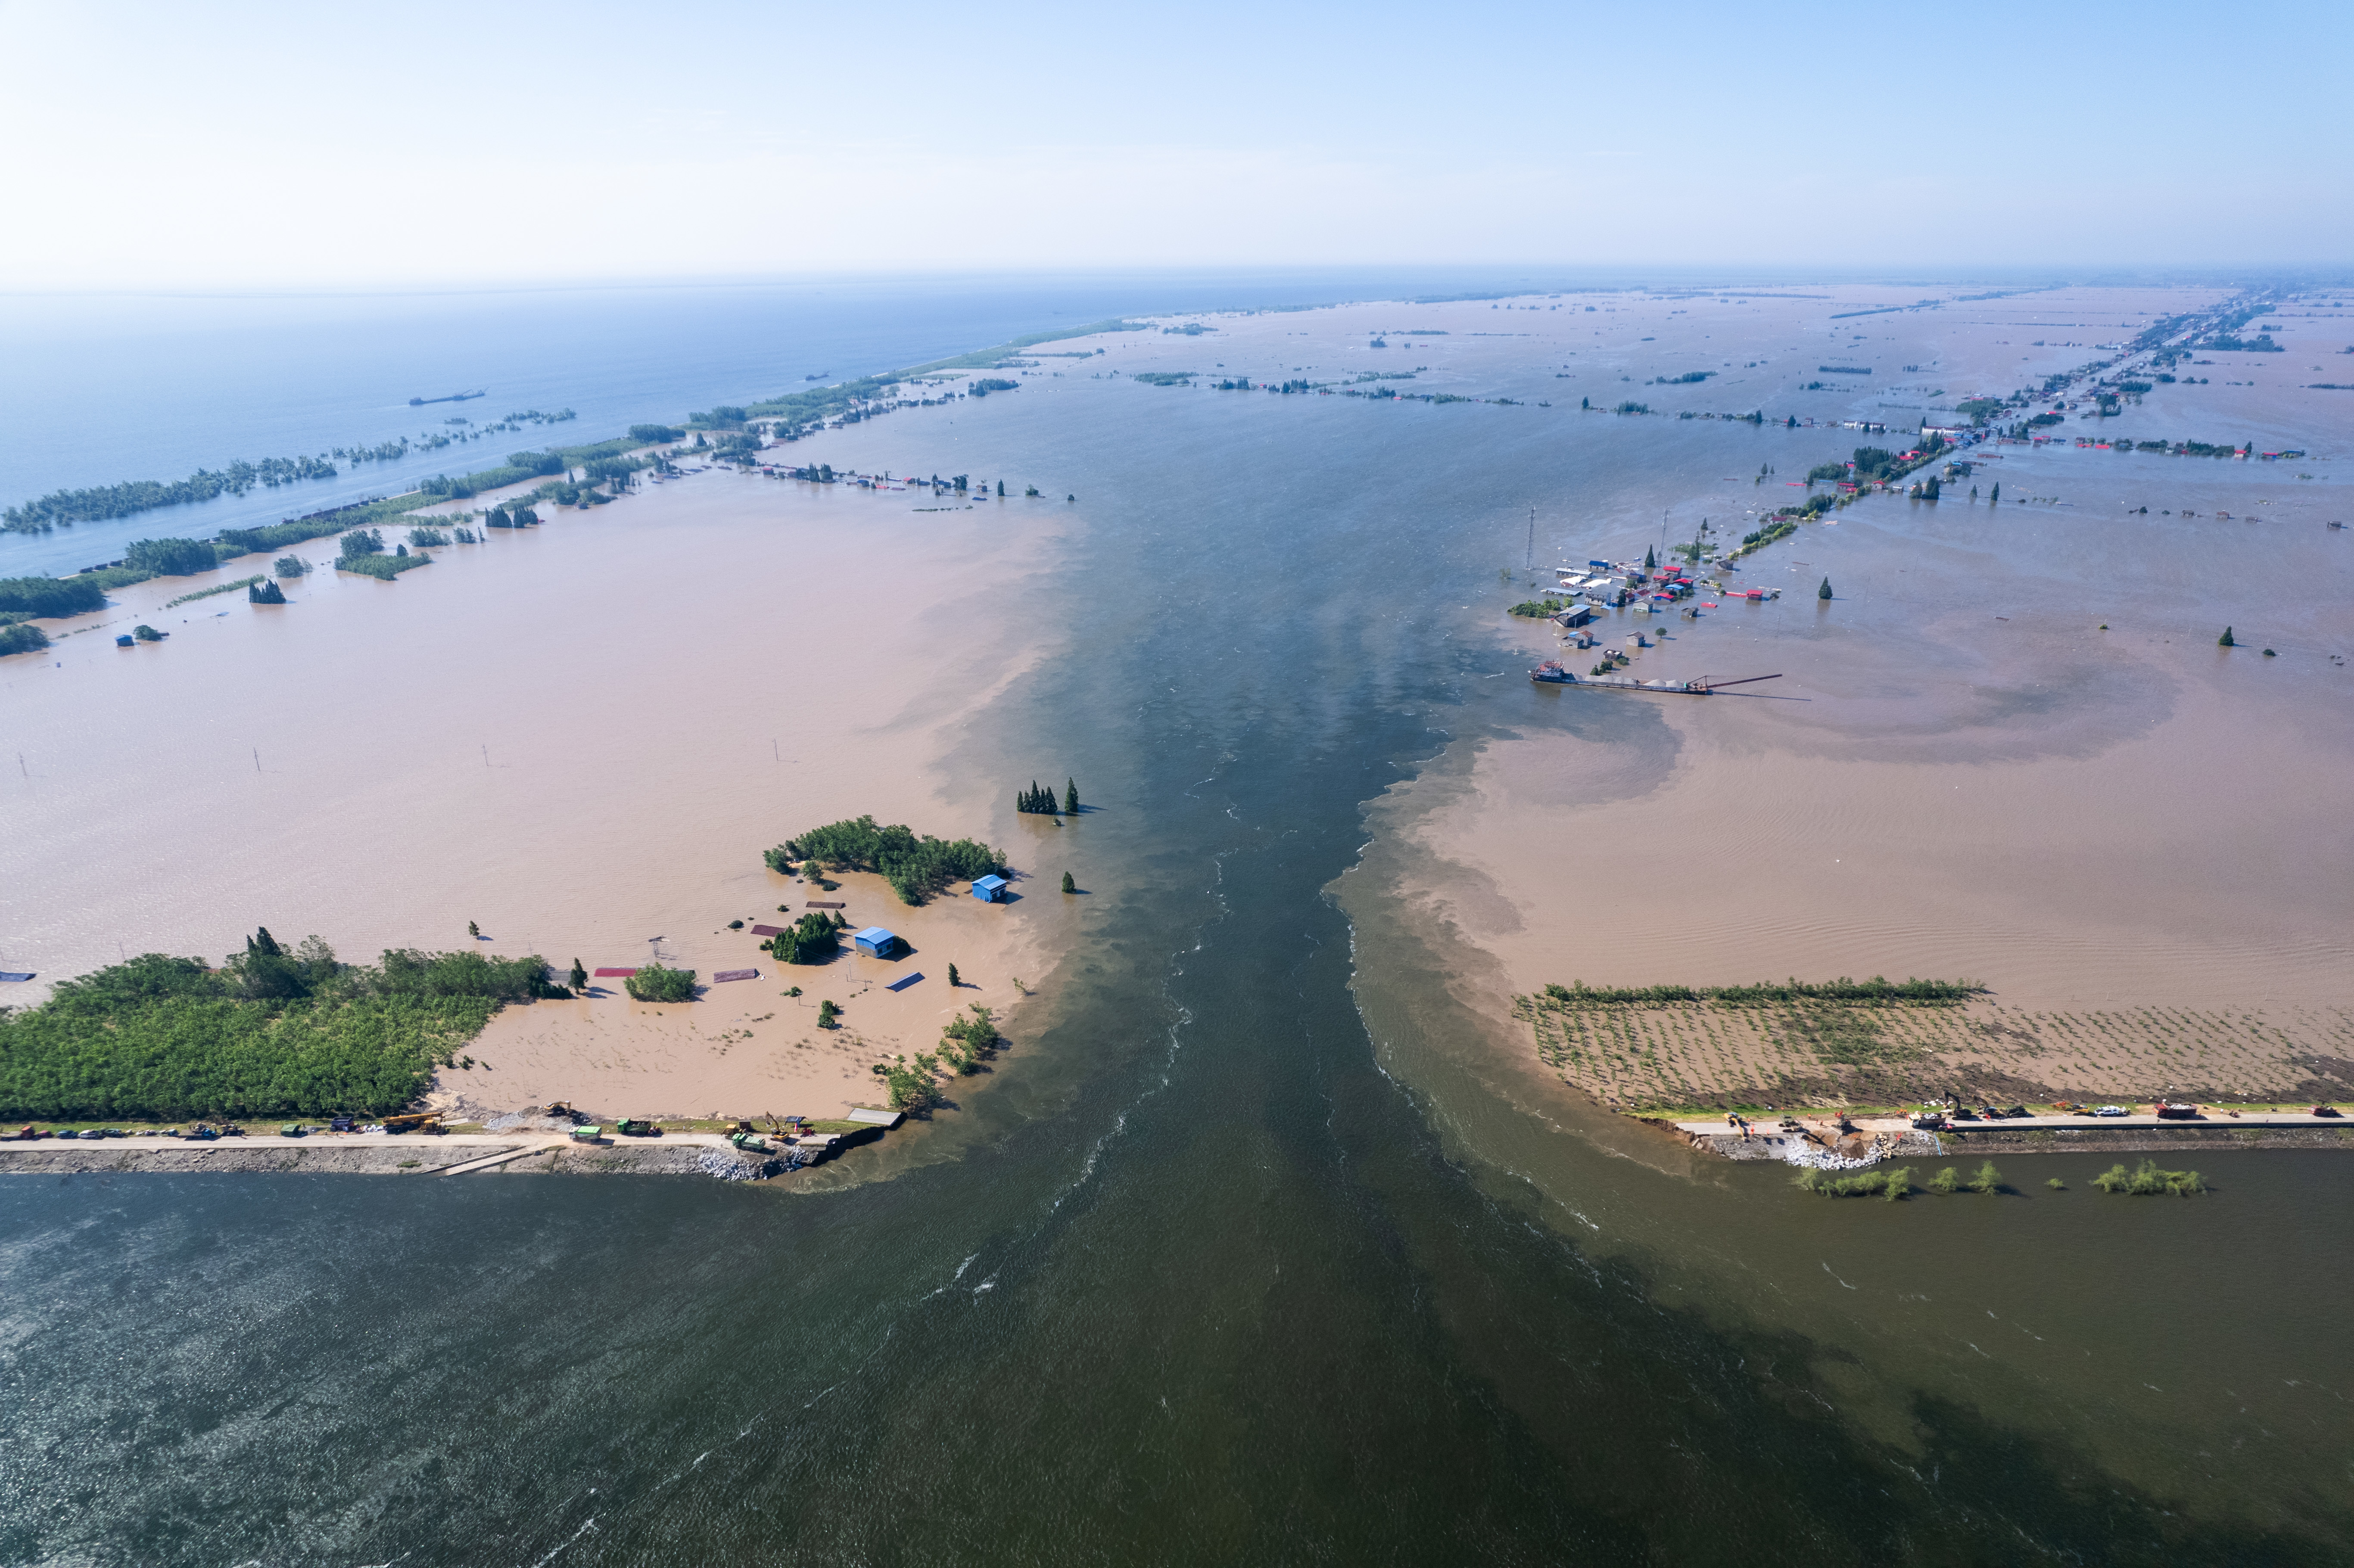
[381,1112,443,1135]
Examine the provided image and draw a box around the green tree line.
[0,576,107,619]
[1537,977,1980,1007]
[1017,778,1079,815]
[4,457,342,535]
[0,931,566,1120]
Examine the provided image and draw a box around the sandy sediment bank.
[1362,501,2350,1121]
[5,460,1080,1124]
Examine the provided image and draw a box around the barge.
[1530,663,1781,695]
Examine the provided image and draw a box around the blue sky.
[3,0,2347,288]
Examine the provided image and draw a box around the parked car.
[2094,1105,2129,1117]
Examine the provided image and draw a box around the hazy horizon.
[1,261,2345,304]
[6,0,2347,291]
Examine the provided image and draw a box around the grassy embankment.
[0,936,564,1122]
[165,575,264,607]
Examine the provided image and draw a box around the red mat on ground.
[712,968,758,983]
[750,925,784,937]
[593,967,638,977]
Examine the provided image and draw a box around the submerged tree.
[2218,626,2236,647]
[1818,577,1834,600]
[1062,871,1076,893]
[771,914,839,965]
[1064,778,1079,814]
[624,963,697,1003]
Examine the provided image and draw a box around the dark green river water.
[4,379,2347,1565]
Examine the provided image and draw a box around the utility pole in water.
[1526,509,1535,571]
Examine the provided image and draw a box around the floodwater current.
[4,289,2351,1565]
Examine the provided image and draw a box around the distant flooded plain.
[4,283,2351,1563]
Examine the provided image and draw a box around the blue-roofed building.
[852,926,900,957]
[971,874,1009,902]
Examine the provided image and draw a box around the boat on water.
[408,389,486,407]
[1530,662,1781,696]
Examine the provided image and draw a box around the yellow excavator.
[381,1112,443,1135]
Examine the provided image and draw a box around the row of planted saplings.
[1791,1159,2206,1200]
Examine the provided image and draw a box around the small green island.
[765,815,1006,905]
